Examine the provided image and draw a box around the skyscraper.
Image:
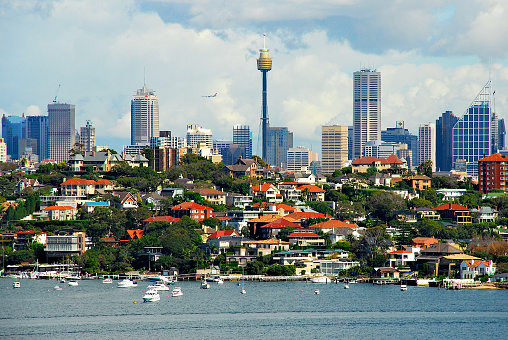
[353,69,381,160]
[452,81,492,175]
[131,84,159,145]
[186,124,212,149]
[79,120,95,153]
[257,35,272,161]
[287,147,312,172]
[233,125,252,159]
[25,115,48,160]
[0,138,6,162]
[321,125,348,174]
[47,103,75,162]
[435,111,458,171]
[266,126,293,168]
[1,115,26,160]
[498,118,506,150]
[347,126,353,161]
[381,121,418,168]
[418,123,436,172]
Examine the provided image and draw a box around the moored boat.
[142,289,160,302]
[147,282,170,291]
[13,281,20,288]
[53,285,62,290]
[200,281,210,289]
[171,287,183,297]
[314,289,320,295]
[68,280,79,286]
[310,276,332,284]
[102,278,113,284]
[401,284,407,291]
[117,279,138,288]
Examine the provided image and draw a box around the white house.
[388,247,420,267]
[469,206,498,223]
[460,260,496,279]
[436,189,467,201]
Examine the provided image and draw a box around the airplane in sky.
[202,93,217,98]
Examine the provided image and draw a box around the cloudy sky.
[2,0,508,155]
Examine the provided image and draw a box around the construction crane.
[53,84,61,103]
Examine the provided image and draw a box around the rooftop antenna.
[263,33,266,49]
[53,84,61,103]
[143,67,146,87]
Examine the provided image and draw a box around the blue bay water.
[0,278,507,339]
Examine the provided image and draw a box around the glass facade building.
[1,115,26,160]
[131,85,159,146]
[48,103,75,163]
[233,125,252,159]
[452,81,492,176]
[266,126,293,169]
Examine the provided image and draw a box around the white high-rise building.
[353,69,381,160]
[186,124,212,149]
[0,138,7,162]
[418,123,436,172]
[131,84,159,146]
[79,120,95,153]
[287,147,312,172]
[321,125,348,174]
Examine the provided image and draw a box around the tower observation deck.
[257,34,272,161]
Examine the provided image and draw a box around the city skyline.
[2,1,508,155]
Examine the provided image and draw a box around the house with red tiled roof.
[100,236,120,248]
[411,236,439,248]
[142,216,180,227]
[42,206,77,221]
[285,211,329,221]
[388,247,420,267]
[208,229,240,239]
[249,183,283,203]
[170,202,213,221]
[124,229,144,241]
[460,259,496,279]
[188,188,226,205]
[351,154,407,174]
[296,184,326,202]
[433,203,471,224]
[287,228,325,246]
[259,217,301,239]
[61,178,114,197]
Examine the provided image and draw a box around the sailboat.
[241,267,246,294]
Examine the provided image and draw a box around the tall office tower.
[498,118,506,149]
[266,126,293,168]
[47,103,75,162]
[347,126,353,160]
[0,138,6,162]
[287,147,312,172]
[397,143,413,169]
[79,120,95,153]
[1,115,26,159]
[25,115,48,160]
[491,113,500,154]
[435,111,459,171]
[233,125,252,159]
[186,124,213,149]
[418,123,436,172]
[452,81,492,175]
[363,140,401,159]
[131,84,159,145]
[381,121,418,168]
[321,125,348,174]
[257,35,272,161]
[353,68,381,160]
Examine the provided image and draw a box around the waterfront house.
[247,214,299,239]
[15,230,47,251]
[42,206,77,221]
[469,206,498,223]
[45,228,86,262]
[375,267,400,278]
[287,228,325,246]
[258,217,301,239]
[460,260,497,279]
[388,247,420,268]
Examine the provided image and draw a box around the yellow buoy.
[133,301,137,304]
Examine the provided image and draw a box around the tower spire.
[257,34,272,162]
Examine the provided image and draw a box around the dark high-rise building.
[26,115,48,160]
[266,126,293,168]
[498,118,506,150]
[1,115,26,160]
[435,111,458,171]
[381,121,418,167]
[233,124,252,159]
[348,126,353,160]
[257,35,272,161]
[47,103,75,163]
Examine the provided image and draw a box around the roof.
[390,250,412,254]
[296,184,326,193]
[420,243,462,255]
[412,237,439,245]
[260,218,301,229]
[310,219,357,229]
[126,229,144,239]
[433,203,470,211]
[243,238,290,245]
[247,215,299,223]
[171,202,213,210]
[188,188,226,196]
[352,154,403,166]
[478,153,508,162]
[143,216,180,223]
[406,175,431,180]
[208,230,240,239]
[461,260,496,268]
[285,212,328,220]
[43,206,76,211]
[287,231,320,238]
[61,178,97,185]
[84,202,110,207]
[250,183,275,192]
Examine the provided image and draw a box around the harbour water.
[1,278,507,339]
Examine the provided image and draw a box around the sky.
[2,0,508,156]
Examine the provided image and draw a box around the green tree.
[367,191,406,222]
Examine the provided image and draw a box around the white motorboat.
[102,278,113,284]
[310,276,332,284]
[147,282,170,291]
[13,281,20,288]
[60,278,66,283]
[205,275,221,282]
[67,275,81,281]
[217,277,224,284]
[344,284,349,289]
[200,281,210,289]
[147,275,174,285]
[142,289,160,302]
[68,280,79,286]
[401,284,407,291]
[314,289,320,295]
[53,285,62,290]
[117,279,138,288]
[240,268,246,294]
[171,287,183,297]
[10,274,22,279]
